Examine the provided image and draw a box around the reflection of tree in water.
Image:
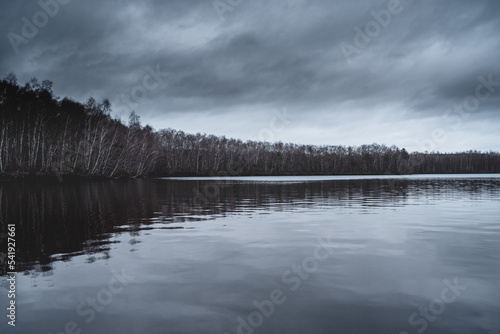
[0,178,499,276]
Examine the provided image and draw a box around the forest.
[1,74,499,178]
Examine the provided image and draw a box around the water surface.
[1,175,499,334]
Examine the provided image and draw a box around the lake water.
[1,175,500,334]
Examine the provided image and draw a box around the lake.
[1,175,500,334]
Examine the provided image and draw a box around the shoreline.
[1,171,498,182]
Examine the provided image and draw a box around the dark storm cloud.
[0,0,499,151]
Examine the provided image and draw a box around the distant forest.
[1,74,499,178]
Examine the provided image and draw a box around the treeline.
[0,74,159,177]
[1,74,499,177]
[155,132,500,175]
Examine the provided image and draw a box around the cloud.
[1,0,499,151]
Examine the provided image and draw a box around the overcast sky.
[1,0,499,152]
